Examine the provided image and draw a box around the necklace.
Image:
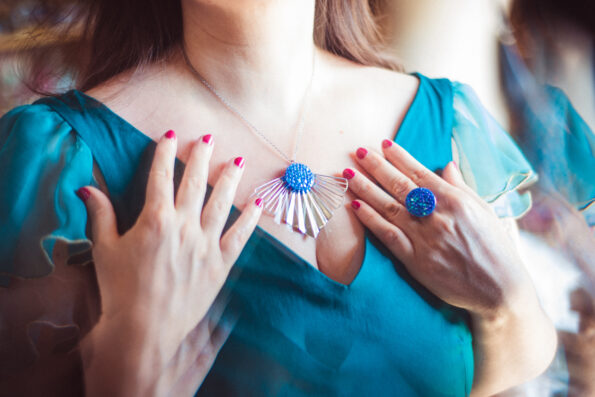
[182,47,348,239]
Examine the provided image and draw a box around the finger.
[76,186,119,247]
[343,167,410,225]
[175,134,214,215]
[201,157,245,234]
[220,197,264,265]
[353,147,418,204]
[380,139,445,189]
[350,199,414,262]
[442,161,490,208]
[145,130,177,212]
[442,161,474,193]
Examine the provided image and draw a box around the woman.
[0,0,556,396]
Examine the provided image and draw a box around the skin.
[80,132,263,395]
[80,0,557,395]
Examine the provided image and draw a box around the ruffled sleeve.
[451,82,537,218]
[0,104,95,287]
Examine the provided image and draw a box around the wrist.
[81,314,166,396]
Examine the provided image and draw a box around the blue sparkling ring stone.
[405,187,436,217]
[282,163,315,193]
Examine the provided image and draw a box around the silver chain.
[182,46,316,164]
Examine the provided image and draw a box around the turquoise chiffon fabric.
[0,74,535,396]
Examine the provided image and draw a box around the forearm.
[80,315,166,397]
[469,290,558,396]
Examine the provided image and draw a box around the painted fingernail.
[164,129,176,139]
[351,200,361,210]
[382,139,393,149]
[452,160,458,169]
[202,134,213,145]
[342,168,355,179]
[234,157,245,168]
[255,198,263,208]
[356,148,368,159]
[76,187,91,202]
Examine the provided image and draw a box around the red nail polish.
[255,198,263,208]
[76,187,91,202]
[342,168,355,179]
[351,200,361,210]
[234,157,245,168]
[202,134,213,145]
[356,148,368,159]
[165,130,176,139]
[382,139,393,149]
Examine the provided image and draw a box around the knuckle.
[359,181,373,195]
[185,175,204,190]
[150,167,173,180]
[179,221,198,243]
[433,215,455,234]
[389,177,410,199]
[211,198,228,214]
[384,228,402,246]
[383,201,403,221]
[411,169,430,184]
[143,203,173,233]
[447,194,468,215]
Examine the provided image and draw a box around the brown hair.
[23,0,400,95]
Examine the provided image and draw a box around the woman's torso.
[85,50,420,285]
[1,53,474,396]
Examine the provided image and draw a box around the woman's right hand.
[78,130,262,396]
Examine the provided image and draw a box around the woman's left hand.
[344,139,557,395]
[344,139,531,319]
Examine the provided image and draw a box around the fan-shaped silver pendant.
[252,163,348,238]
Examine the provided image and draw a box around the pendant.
[252,163,348,238]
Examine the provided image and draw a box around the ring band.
[405,187,436,217]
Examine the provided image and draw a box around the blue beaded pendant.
[253,163,348,238]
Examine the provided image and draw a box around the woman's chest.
[200,235,474,396]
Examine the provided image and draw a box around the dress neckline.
[71,73,425,289]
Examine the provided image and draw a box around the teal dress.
[0,74,535,396]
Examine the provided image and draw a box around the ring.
[405,187,436,217]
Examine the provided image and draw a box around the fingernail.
[342,168,355,179]
[382,139,393,149]
[234,157,245,168]
[202,134,213,145]
[356,148,368,159]
[255,198,263,208]
[452,160,458,169]
[76,187,90,202]
[351,200,361,210]
[164,130,176,139]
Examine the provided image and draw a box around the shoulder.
[0,101,94,284]
[0,102,79,151]
[1,102,68,132]
[321,51,420,108]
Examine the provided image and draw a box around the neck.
[385,0,511,128]
[179,1,317,117]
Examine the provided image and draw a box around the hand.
[344,140,557,395]
[78,130,263,395]
[344,140,532,318]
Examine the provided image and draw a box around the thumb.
[76,186,119,247]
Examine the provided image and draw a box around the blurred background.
[1,0,593,395]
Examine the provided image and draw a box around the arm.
[80,314,163,396]
[345,141,557,395]
[469,219,557,396]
